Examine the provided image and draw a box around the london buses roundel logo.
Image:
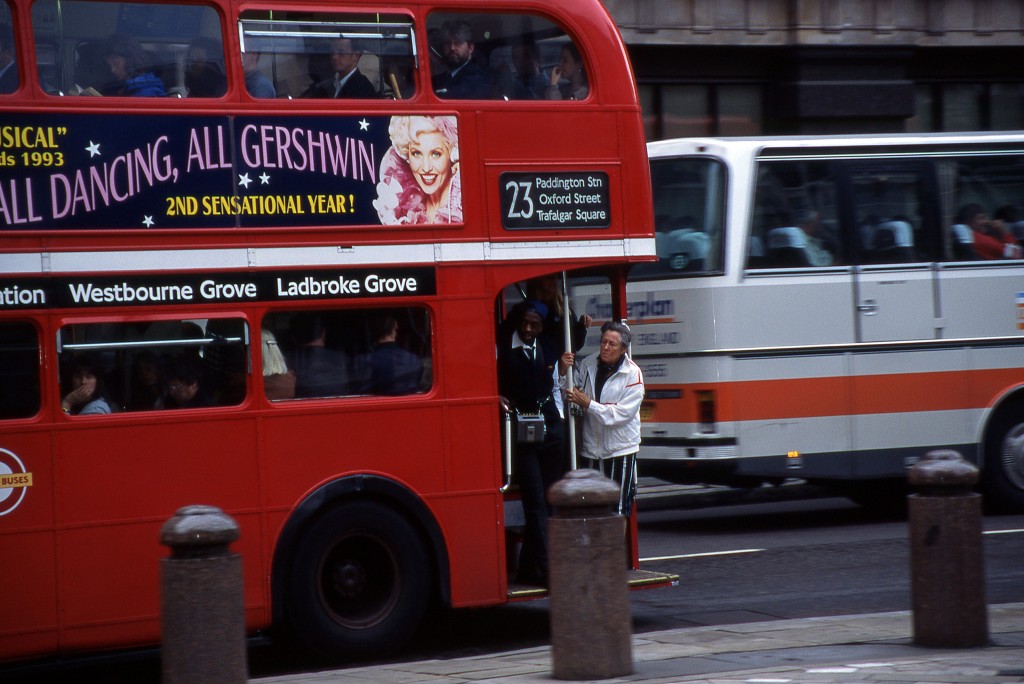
[0,448,32,516]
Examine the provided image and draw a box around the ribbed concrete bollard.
[548,469,632,680]
[907,450,988,648]
[160,505,247,684]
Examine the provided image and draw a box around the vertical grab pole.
[500,410,514,492]
[561,271,578,470]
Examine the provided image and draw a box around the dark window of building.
[639,83,762,141]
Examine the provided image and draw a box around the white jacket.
[560,354,644,460]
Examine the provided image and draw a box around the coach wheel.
[984,403,1024,512]
[286,501,431,659]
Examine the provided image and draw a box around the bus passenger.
[61,356,112,416]
[287,313,351,398]
[526,274,592,356]
[185,36,227,98]
[242,51,276,98]
[103,34,166,97]
[305,37,376,99]
[261,330,295,401]
[368,314,423,395]
[127,351,165,411]
[545,43,588,101]
[796,208,838,266]
[955,203,1021,260]
[164,356,213,409]
[994,204,1024,243]
[0,22,18,94]
[559,322,644,517]
[433,20,491,99]
[511,41,549,99]
[374,115,462,224]
[498,300,565,586]
[494,40,547,100]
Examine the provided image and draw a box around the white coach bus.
[606,133,1024,511]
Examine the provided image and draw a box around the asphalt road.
[10,482,1023,682]
[631,487,1024,631]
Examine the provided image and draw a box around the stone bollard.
[160,505,247,684]
[548,469,632,680]
[907,450,988,648]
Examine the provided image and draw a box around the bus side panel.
[478,110,624,242]
[429,492,504,607]
[850,349,971,477]
[260,406,449,507]
[721,276,853,475]
[938,265,1024,339]
[730,355,853,479]
[477,109,620,162]
[435,280,493,407]
[52,416,262,651]
[718,275,856,349]
[0,430,58,661]
[436,290,505,604]
[626,279,718,441]
[967,350,1024,414]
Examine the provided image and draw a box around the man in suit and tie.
[0,22,19,94]
[497,300,566,586]
[306,37,377,99]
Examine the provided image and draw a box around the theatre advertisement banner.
[0,114,463,230]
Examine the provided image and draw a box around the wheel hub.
[333,562,366,598]
[1000,422,1024,490]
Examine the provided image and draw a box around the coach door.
[843,160,943,344]
[842,160,958,479]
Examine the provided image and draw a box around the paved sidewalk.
[252,603,1024,683]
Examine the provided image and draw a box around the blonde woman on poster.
[374,115,462,224]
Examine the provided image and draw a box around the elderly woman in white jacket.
[558,321,644,515]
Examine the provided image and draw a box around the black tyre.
[984,402,1024,512]
[286,501,432,659]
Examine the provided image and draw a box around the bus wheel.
[286,501,431,659]
[984,404,1024,512]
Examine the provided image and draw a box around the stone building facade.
[602,0,1024,138]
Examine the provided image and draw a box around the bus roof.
[647,131,1024,160]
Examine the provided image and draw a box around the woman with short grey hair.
[558,321,644,515]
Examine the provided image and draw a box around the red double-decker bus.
[0,0,670,665]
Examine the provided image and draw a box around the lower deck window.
[57,318,248,414]
[0,321,40,419]
[261,307,431,400]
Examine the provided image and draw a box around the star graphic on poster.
[86,141,101,157]
[260,173,271,185]
[142,215,155,227]
[238,173,252,188]
[359,119,370,131]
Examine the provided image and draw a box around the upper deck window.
[32,0,224,98]
[238,11,416,100]
[427,12,588,101]
[0,2,18,95]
